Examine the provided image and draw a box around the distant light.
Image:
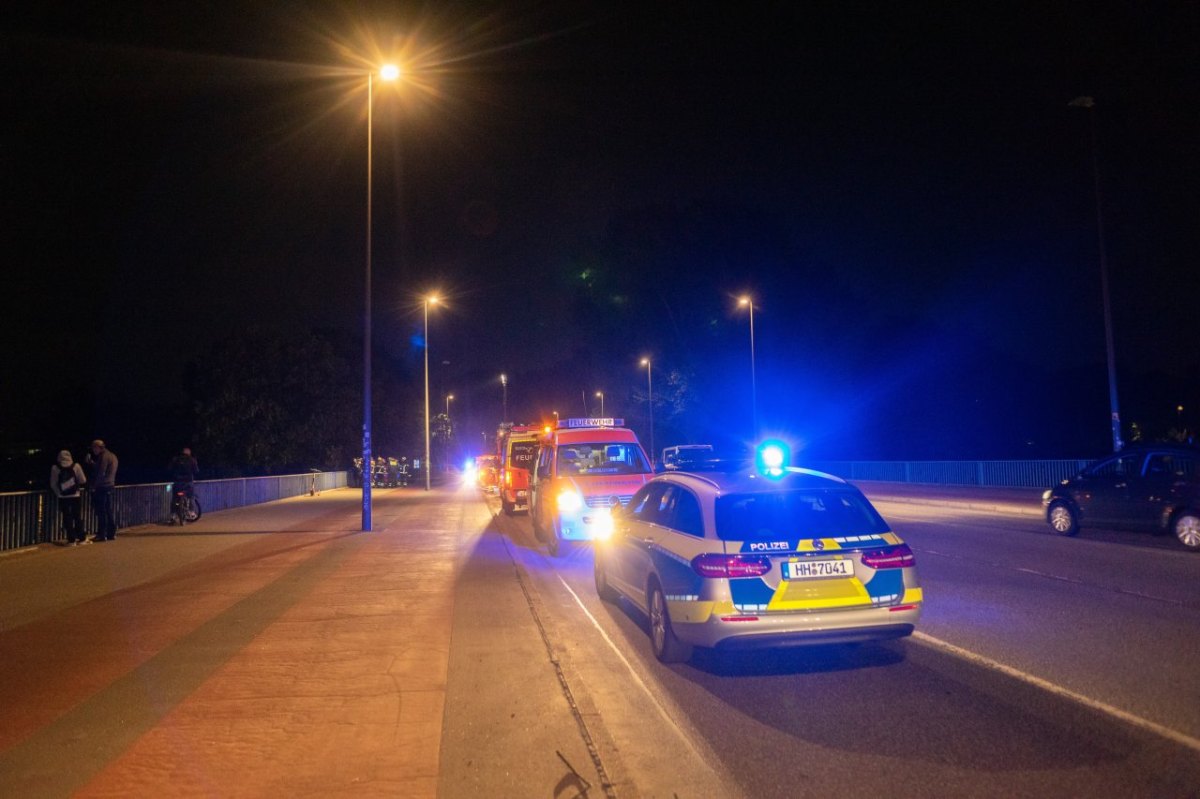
[640,358,649,366]
[738,296,751,306]
[380,64,400,81]
[428,295,440,305]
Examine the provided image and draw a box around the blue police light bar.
[561,417,623,429]
[755,440,790,479]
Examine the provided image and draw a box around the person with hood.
[86,439,119,541]
[50,450,88,545]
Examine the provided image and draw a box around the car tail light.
[692,553,772,578]
[859,544,915,569]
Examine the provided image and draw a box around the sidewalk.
[854,480,1046,518]
[0,487,488,797]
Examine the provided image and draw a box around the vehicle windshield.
[557,443,651,476]
[507,441,539,471]
[714,489,889,541]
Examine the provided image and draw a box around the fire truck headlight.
[557,490,584,512]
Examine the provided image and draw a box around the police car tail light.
[859,544,915,569]
[692,554,772,578]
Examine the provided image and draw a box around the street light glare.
[428,295,440,305]
[640,358,649,366]
[380,64,401,81]
[738,296,751,306]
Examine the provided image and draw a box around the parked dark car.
[1042,445,1200,550]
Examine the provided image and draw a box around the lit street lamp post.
[737,295,757,437]
[640,358,655,463]
[500,374,508,423]
[446,393,454,419]
[362,63,400,532]
[424,295,439,491]
[595,391,605,417]
[1070,96,1122,453]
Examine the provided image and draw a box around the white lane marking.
[556,575,709,762]
[913,631,1200,754]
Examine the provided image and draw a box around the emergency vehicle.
[530,418,654,556]
[497,424,542,515]
[475,454,500,493]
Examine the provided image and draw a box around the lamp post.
[1070,96,1122,453]
[446,393,454,419]
[640,358,655,463]
[362,63,400,532]
[424,295,439,491]
[595,391,605,417]
[500,374,508,423]
[737,295,757,437]
[552,410,558,427]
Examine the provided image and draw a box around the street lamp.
[424,295,440,491]
[595,391,605,417]
[552,409,559,427]
[362,62,400,532]
[737,295,757,436]
[446,393,454,419]
[500,374,508,422]
[640,358,655,463]
[1070,96,1122,452]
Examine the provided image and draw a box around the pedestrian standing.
[50,450,88,545]
[86,439,119,541]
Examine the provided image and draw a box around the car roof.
[655,466,850,496]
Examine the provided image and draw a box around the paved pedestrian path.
[0,487,477,797]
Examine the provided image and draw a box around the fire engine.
[497,423,542,515]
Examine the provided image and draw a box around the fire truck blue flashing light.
[756,440,790,479]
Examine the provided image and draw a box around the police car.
[593,442,922,662]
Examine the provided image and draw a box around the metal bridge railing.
[0,471,349,553]
[806,459,1094,488]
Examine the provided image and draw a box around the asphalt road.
[480,487,1200,798]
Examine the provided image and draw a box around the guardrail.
[805,459,1093,488]
[0,471,349,553]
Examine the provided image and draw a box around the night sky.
[3,1,1197,479]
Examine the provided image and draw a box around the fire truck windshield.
[557,443,650,476]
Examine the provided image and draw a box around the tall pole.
[596,391,605,417]
[362,72,374,531]
[424,299,433,491]
[500,374,508,423]
[446,394,453,419]
[738,296,757,437]
[1071,96,1122,452]
[748,301,757,436]
[641,359,655,463]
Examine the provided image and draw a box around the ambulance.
[530,418,654,556]
[498,424,542,515]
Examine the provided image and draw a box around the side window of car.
[1148,454,1197,479]
[629,484,666,522]
[667,488,704,537]
[1092,454,1144,478]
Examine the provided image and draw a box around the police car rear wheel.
[594,553,618,602]
[648,583,691,663]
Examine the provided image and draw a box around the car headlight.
[557,490,584,512]
[590,509,614,539]
[1041,490,1052,501]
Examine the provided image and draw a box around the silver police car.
[594,453,922,662]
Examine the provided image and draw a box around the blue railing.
[805,459,1093,488]
[0,471,349,553]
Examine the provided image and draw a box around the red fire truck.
[497,423,542,515]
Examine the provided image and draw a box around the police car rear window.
[557,443,650,476]
[714,490,888,541]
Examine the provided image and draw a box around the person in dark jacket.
[86,439,119,541]
[50,450,88,545]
